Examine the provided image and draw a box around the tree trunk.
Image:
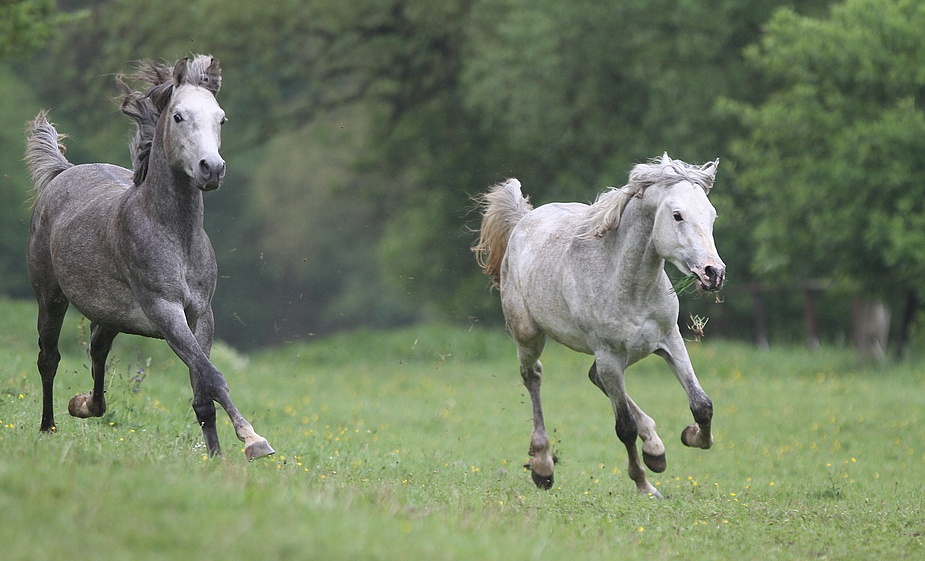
[894,291,918,360]
[751,286,770,350]
[851,297,890,361]
[802,287,820,351]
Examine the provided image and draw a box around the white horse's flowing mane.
[578,152,719,239]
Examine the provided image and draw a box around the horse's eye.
[220,117,227,126]
[173,113,183,124]
[673,211,684,222]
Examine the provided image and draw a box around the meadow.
[0,296,923,560]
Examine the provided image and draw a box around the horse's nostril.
[703,265,724,288]
[199,158,225,180]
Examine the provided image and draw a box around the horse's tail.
[472,178,533,287]
[25,111,73,203]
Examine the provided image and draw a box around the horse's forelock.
[629,156,718,195]
[172,55,221,95]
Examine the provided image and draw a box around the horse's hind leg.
[35,292,69,432]
[589,362,666,473]
[595,354,663,498]
[67,324,116,419]
[517,335,554,489]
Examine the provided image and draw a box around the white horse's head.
[649,154,725,291]
[162,56,226,191]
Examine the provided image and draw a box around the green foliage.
[1,297,924,560]
[0,0,57,58]
[1,0,868,348]
[730,0,925,302]
[0,65,41,297]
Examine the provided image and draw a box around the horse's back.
[501,202,597,351]
[32,163,132,222]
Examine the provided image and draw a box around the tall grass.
[0,297,923,560]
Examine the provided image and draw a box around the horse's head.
[649,155,725,292]
[162,56,226,191]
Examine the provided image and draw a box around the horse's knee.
[191,395,217,425]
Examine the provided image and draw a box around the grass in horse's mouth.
[670,272,699,295]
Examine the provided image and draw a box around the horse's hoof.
[67,393,104,418]
[643,451,667,473]
[681,424,713,449]
[245,438,275,460]
[531,470,554,490]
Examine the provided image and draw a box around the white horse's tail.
[472,178,533,287]
[25,111,73,203]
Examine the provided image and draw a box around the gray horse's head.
[120,55,226,191]
[648,154,725,292]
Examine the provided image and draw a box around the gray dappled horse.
[474,154,724,497]
[25,55,273,460]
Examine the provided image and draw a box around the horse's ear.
[205,57,222,94]
[172,57,190,87]
[660,151,671,164]
[701,158,719,179]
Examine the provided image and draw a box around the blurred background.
[2,0,923,357]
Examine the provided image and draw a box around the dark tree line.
[3,0,923,356]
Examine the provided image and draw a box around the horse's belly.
[57,272,161,337]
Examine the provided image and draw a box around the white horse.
[473,153,724,497]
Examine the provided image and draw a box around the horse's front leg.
[145,300,273,460]
[67,323,117,419]
[596,354,662,498]
[192,309,274,460]
[656,328,713,450]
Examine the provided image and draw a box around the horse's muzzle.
[692,264,725,292]
[197,157,225,191]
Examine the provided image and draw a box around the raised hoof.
[531,470,554,490]
[245,438,275,461]
[643,451,667,473]
[681,424,713,449]
[67,393,104,418]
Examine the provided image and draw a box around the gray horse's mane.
[117,54,222,186]
[578,152,719,239]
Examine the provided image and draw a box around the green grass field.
[1,296,923,560]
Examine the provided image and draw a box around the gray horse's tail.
[25,111,73,202]
[472,178,533,287]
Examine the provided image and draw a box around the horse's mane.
[578,153,719,239]
[117,54,222,186]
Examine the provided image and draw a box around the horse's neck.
[135,146,205,235]
[602,202,665,286]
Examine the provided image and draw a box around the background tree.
[728,0,925,356]
[8,0,895,352]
